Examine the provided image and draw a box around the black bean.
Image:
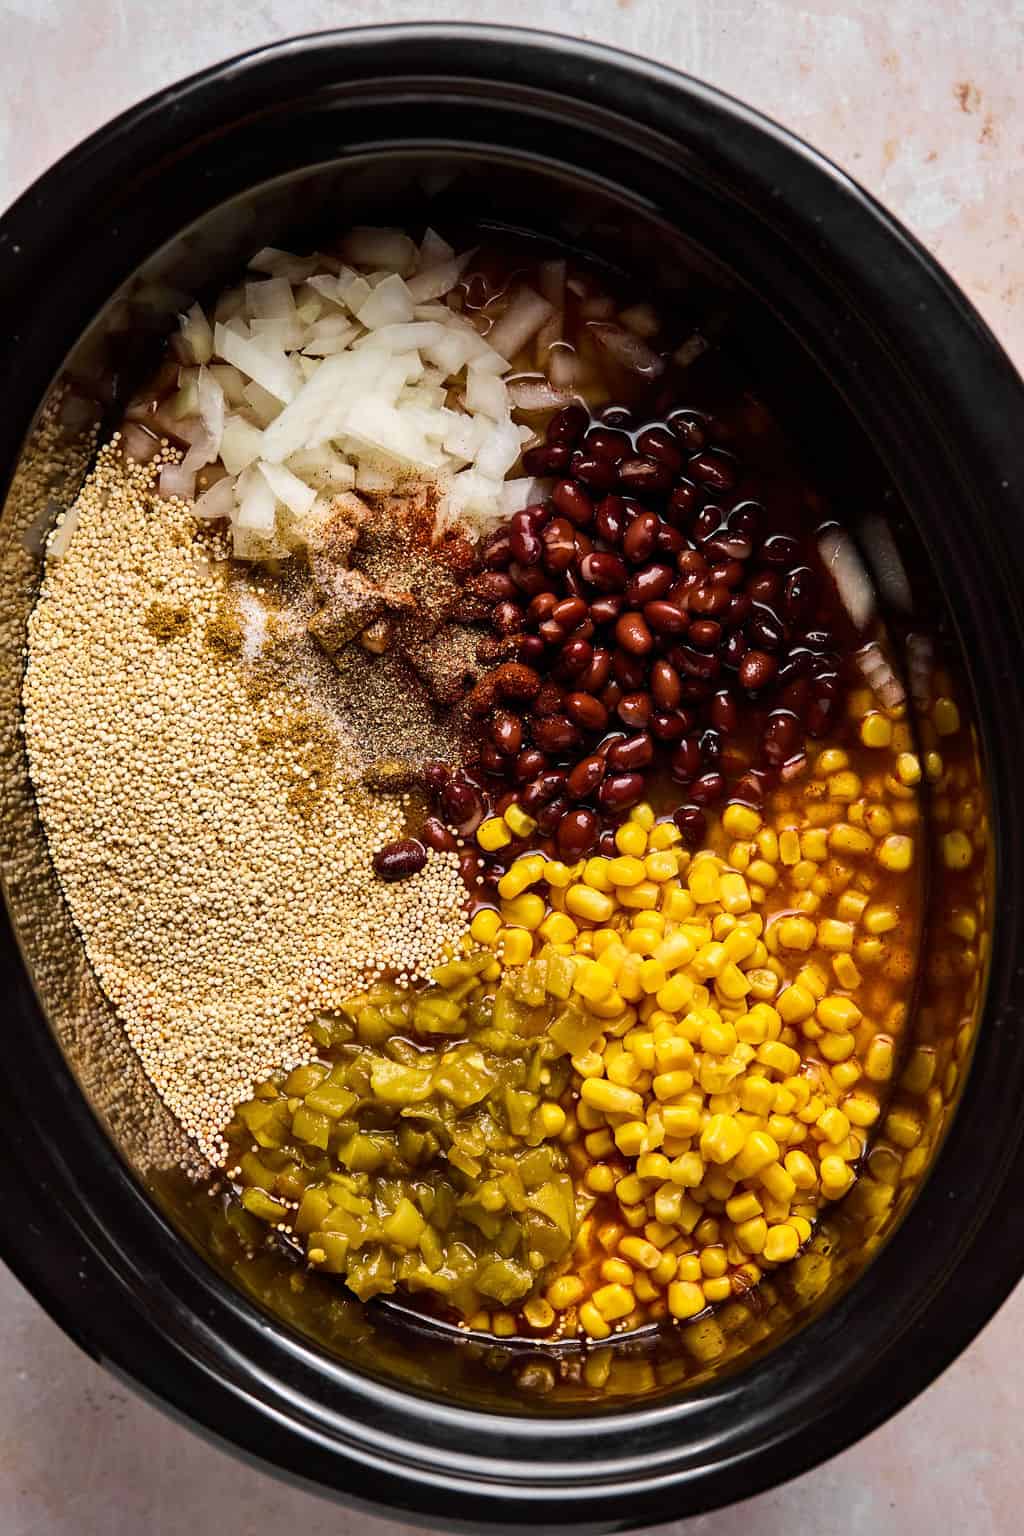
[598,773,645,810]
[760,532,800,566]
[711,689,738,732]
[618,456,674,495]
[546,403,589,445]
[552,479,595,527]
[763,709,802,764]
[522,443,571,476]
[689,770,726,805]
[636,426,684,472]
[584,426,631,462]
[748,605,786,650]
[670,736,702,781]
[651,709,689,742]
[739,649,778,689]
[665,411,707,451]
[373,839,427,881]
[557,807,599,856]
[672,804,707,845]
[608,732,654,771]
[570,451,619,492]
[783,566,816,624]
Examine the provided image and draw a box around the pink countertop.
[2,2,1021,1532]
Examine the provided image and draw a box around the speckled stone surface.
[1,2,1022,1532]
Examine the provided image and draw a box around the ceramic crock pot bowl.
[1,24,1023,1533]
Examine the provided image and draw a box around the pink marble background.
[1,2,1021,1532]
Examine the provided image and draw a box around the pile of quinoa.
[23,441,469,1163]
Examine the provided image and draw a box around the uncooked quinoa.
[23,440,468,1162]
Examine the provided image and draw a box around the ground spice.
[143,600,191,641]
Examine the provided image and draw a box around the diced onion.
[192,474,237,521]
[819,527,875,631]
[339,227,418,277]
[418,228,455,268]
[507,377,578,411]
[486,287,554,361]
[47,503,81,560]
[407,249,475,304]
[235,466,277,531]
[590,323,666,378]
[158,462,197,501]
[861,514,913,612]
[548,345,581,389]
[855,641,906,711]
[214,324,298,403]
[475,418,522,481]
[466,366,508,421]
[354,273,416,330]
[499,477,542,516]
[674,333,709,369]
[248,247,323,283]
[178,303,213,364]
[246,277,298,321]
[197,368,225,460]
[258,460,317,517]
[906,632,934,714]
[618,302,660,338]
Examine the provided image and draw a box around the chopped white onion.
[249,318,308,351]
[178,303,213,364]
[235,466,277,531]
[354,273,416,330]
[591,323,666,378]
[47,503,81,560]
[407,249,475,304]
[339,227,418,277]
[258,459,317,517]
[486,287,554,361]
[209,363,248,405]
[285,445,356,491]
[246,277,298,321]
[418,228,455,268]
[619,302,660,339]
[475,418,522,481]
[181,431,216,476]
[242,381,285,428]
[855,640,906,711]
[507,377,578,411]
[214,323,298,403]
[819,527,875,631]
[906,632,934,714]
[354,321,445,354]
[861,514,913,612]
[674,333,710,369]
[548,345,581,389]
[197,368,225,459]
[499,477,541,516]
[466,366,508,421]
[220,415,265,475]
[192,474,237,521]
[248,247,322,283]
[158,462,197,501]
